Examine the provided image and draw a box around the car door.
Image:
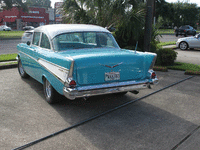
[23,31,41,79]
[195,35,200,48]
[189,34,200,48]
[33,32,52,83]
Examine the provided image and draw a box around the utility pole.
[143,0,154,52]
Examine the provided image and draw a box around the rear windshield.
[52,32,119,51]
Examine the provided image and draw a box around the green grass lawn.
[158,29,200,34]
[168,62,200,72]
[0,53,17,62]
[158,29,175,34]
[0,31,24,39]
[158,41,176,47]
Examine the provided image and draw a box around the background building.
[55,2,63,23]
[0,7,49,30]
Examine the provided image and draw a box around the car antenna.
[135,41,138,54]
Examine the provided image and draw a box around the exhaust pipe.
[130,90,139,94]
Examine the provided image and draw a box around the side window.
[40,33,51,49]
[32,32,41,46]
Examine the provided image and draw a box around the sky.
[51,0,63,8]
[165,0,200,7]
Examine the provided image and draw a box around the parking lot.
[1,68,200,150]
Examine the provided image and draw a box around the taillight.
[184,30,186,32]
[151,72,156,79]
[69,80,76,88]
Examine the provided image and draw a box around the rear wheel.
[18,59,29,78]
[179,41,188,50]
[43,78,58,104]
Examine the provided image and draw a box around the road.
[0,39,20,54]
[158,34,180,42]
[1,68,200,149]
[0,37,200,65]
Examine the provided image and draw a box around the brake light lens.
[69,80,76,87]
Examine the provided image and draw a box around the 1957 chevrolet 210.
[17,24,158,104]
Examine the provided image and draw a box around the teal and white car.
[17,24,158,104]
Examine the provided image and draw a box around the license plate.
[105,72,120,81]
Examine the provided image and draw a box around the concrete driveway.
[1,68,200,150]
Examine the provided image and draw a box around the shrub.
[156,48,177,66]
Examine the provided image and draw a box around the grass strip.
[158,41,176,47]
[0,53,17,62]
[168,62,200,72]
[154,62,200,75]
[158,29,200,34]
[0,31,24,39]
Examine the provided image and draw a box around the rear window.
[52,32,119,51]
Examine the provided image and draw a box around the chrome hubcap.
[45,80,51,98]
[19,61,24,75]
[180,42,187,50]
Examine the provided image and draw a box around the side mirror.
[27,41,30,45]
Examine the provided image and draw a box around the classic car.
[17,24,158,104]
[176,34,200,50]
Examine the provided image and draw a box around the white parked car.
[21,30,34,43]
[176,34,200,50]
[0,25,11,31]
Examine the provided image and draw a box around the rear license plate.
[105,72,120,81]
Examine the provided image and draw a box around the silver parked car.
[21,30,34,43]
[176,34,200,50]
[0,25,11,31]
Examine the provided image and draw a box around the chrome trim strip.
[77,80,149,91]
[99,62,123,68]
[63,81,150,100]
[19,51,37,62]
[68,59,74,78]
[149,55,157,70]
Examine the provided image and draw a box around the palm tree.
[62,0,127,27]
[1,0,28,11]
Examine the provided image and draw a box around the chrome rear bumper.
[63,78,158,100]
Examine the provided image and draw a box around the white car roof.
[34,24,110,40]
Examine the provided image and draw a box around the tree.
[25,0,51,9]
[62,0,128,27]
[0,0,28,11]
[156,1,199,28]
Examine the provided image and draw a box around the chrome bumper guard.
[63,78,158,100]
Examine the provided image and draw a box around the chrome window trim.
[40,32,54,51]
[32,32,42,47]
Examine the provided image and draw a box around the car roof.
[34,24,110,40]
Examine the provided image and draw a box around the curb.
[0,38,21,40]
[0,63,18,70]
